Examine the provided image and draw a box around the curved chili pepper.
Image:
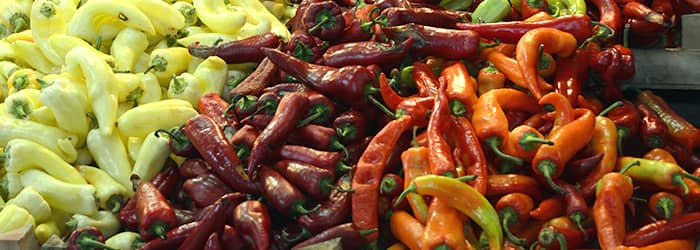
[537,216,593,250]
[643,148,700,212]
[182,174,233,208]
[625,211,700,246]
[262,83,310,96]
[390,210,424,250]
[496,193,535,246]
[277,145,349,174]
[442,61,478,116]
[198,92,239,131]
[533,108,595,194]
[66,226,111,250]
[333,110,367,144]
[292,223,373,250]
[637,103,668,149]
[322,38,413,68]
[189,32,282,63]
[648,191,683,220]
[623,1,666,26]
[580,115,619,198]
[119,164,180,230]
[515,28,577,99]
[455,15,593,44]
[156,125,198,158]
[288,124,349,158]
[302,1,345,40]
[553,48,588,107]
[502,125,553,163]
[400,143,431,223]
[589,0,622,42]
[391,96,434,128]
[382,23,481,59]
[529,197,566,221]
[136,182,178,241]
[352,115,413,241]
[378,72,406,112]
[477,62,506,95]
[473,88,541,166]
[637,90,699,158]
[258,166,319,216]
[233,200,272,250]
[450,116,489,194]
[274,160,343,202]
[421,197,470,249]
[296,173,352,234]
[185,115,260,194]
[336,3,380,43]
[299,92,337,127]
[179,158,211,179]
[228,58,279,99]
[179,193,245,250]
[487,174,543,200]
[593,172,634,250]
[412,62,440,97]
[261,48,376,108]
[381,7,469,28]
[427,78,457,177]
[564,153,604,179]
[228,125,259,162]
[486,52,553,94]
[558,180,590,239]
[617,157,700,195]
[247,92,309,177]
[539,92,575,133]
[378,173,403,198]
[231,95,259,120]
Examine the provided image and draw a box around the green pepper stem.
[478,38,500,49]
[336,160,352,173]
[672,173,690,196]
[281,226,311,243]
[682,173,700,184]
[10,13,28,33]
[330,139,350,162]
[77,233,118,250]
[457,175,477,182]
[536,44,547,70]
[380,176,398,196]
[395,182,417,207]
[500,207,527,246]
[623,23,630,48]
[537,160,565,194]
[292,201,321,215]
[411,125,419,148]
[434,243,453,250]
[358,228,379,236]
[598,101,624,117]
[9,100,30,119]
[400,66,415,87]
[449,99,467,117]
[647,135,664,149]
[151,221,169,239]
[65,218,78,232]
[108,195,124,213]
[656,196,676,220]
[616,127,629,156]
[368,95,396,118]
[335,123,356,141]
[519,131,554,151]
[319,177,336,196]
[486,137,524,166]
[569,212,588,241]
[307,9,335,34]
[297,106,328,128]
[538,227,568,250]
[619,160,640,175]
[234,145,250,160]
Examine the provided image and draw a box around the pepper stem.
[65,218,77,232]
[395,182,417,207]
[537,160,565,194]
[616,127,629,156]
[457,175,477,182]
[234,145,250,160]
[538,227,568,250]
[77,233,118,250]
[358,228,379,236]
[597,101,624,117]
[434,243,453,250]
[478,38,501,49]
[150,221,169,239]
[672,173,690,196]
[486,137,524,166]
[9,100,30,119]
[297,105,328,128]
[656,196,676,220]
[329,139,350,162]
[519,131,554,151]
[569,212,588,241]
[336,160,352,173]
[449,99,467,117]
[10,13,29,33]
[380,176,399,196]
[292,201,321,215]
[336,124,357,142]
[500,207,527,246]
[537,44,547,70]
[368,95,396,118]
[400,66,415,87]
[682,173,700,184]
[411,126,419,148]
[107,195,124,213]
[307,9,335,34]
[281,227,311,243]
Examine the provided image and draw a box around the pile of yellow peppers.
[0,0,296,245]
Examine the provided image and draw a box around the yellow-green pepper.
[147,47,191,85]
[1,172,24,199]
[19,169,97,215]
[66,0,155,44]
[193,0,246,34]
[116,98,198,138]
[167,72,203,107]
[0,204,35,234]
[7,186,51,223]
[86,128,133,196]
[193,56,228,95]
[106,231,144,250]
[78,165,129,213]
[29,0,77,66]
[4,88,42,120]
[66,210,120,238]
[48,33,115,66]
[131,131,170,184]
[34,208,70,244]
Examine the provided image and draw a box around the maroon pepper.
[625,211,700,246]
[563,153,605,180]
[277,145,351,174]
[198,92,239,131]
[179,193,245,250]
[183,174,233,208]
[230,95,258,120]
[227,57,280,100]
[455,15,593,44]
[637,103,668,149]
[321,38,413,68]
[262,82,310,95]
[258,166,320,216]
[174,208,197,225]
[288,124,349,159]
[185,114,260,194]
[287,0,320,32]
[241,114,274,130]
[247,92,310,177]
[155,125,198,158]
[302,1,345,40]
[221,225,245,250]
[553,48,589,107]
[189,32,282,63]
[589,0,623,43]
[140,221,201,250]
[606,100,641,154]
[299,91,337,127]
[203,233,222,250]
[287,30,325,63]
[382,7,469,28]
[229,125,260,162]
[273,160,348,201]
[297,173,353,234]
[261,48,376,108]
[233,200,273,250]
[382,23,480,59]
[557,180,590,239]
[136,182,179,241]
[179,158,211,179]
[66,226,111,250]
[119,163,180,230]
[291,223,373,250]
[333,110,367,144]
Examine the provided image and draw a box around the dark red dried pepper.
[189,32,282,63]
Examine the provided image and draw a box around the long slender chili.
[321,38,413,67]
[427,78,457,177]
[228,58,279,99]
[450,116,489,194]
[297,174,353,234]
[455,15,593,44]
[188,32,282,63]
[382,23,481,59]
[178,193,245,250]
[258,166,319,216]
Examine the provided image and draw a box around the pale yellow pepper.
[39,75,89,146]
[19,169,97,215]
[172,1,198,26]
[30,0,77,66]
[10,40,59,74]
[127,0,185,37]
[86,129,133,196]
[111,28,149,73]
[0,117,78,163]
[78,165,129,212]
[167,72,204,107]
[116,98,198,138]
[4,138,86,185]
[48,34,115,66]
[67,210,120,238]
[6,68,43,95]
[7,186,52,223]
[193,56,228,95]
[193,0,246,34]
[66,0,155,44]
[131,131,170,184]
[137,72,162,105]
[147,47,191,86]
[0,204,35,234]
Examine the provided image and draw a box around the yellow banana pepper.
[19,169,97,215]
[6,68,42,95]
[115,73,142,103]
[0,40,16,62]
[35,209,69,244]
[86,129,132,195]
[167,72,204,107]
[132,53,151,74]
[128,0,185,37]
[193,0,247,34]
[111,28,149,73]
[30,0,77,66]
[74,147,94,166]
[147,47,191,86]
[0,117,78,163]
[66,0,155,44]
[193,56,228,95]
[4,88,42,120]
[106,231,143,250]
[39,76,89,146]
[262,1,285,19]
[0,0,32,34]
[1,172,24,199]
[3,138,86,185]
[172,1,198,26]
[116,98,198,138]
[0,204,35,234]
[7,186,52,223]
[5,29,33,42]
[48,34,115,66]
[65,46,118,136]
[131,131,170,184]
[176,32,238,48]
[126,136,143,162]
[10,40,59,74]
[232,0,290,39]
[137,72,162,105]
[66,210,120,238]
[78,165,129,213]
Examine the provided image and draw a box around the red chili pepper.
[288,124,348,157]
[593,172,634,250]
[412,62,440,97]
[427,78,457,177]
[521,0,547,19]
[189,32,282,63]
[136,181,179,240]
[496,193,535,246]
[155,126,198,158]
[627,18,666,37]
[336,3,379,43]
[277,145,349,174]
[558,180,590,239]
[221,225,245,250]
[487,174,543,200]
[287,30,324,63]
[455,15,593,44]
[198,92,239,131]
[590,45,635,102]
[382,23,481,60]
[589,0,623,42]
[637,103,669,149]
[202,233,221,250]
[486,52,553,97]
[247,92,309,177]
[259,166,320,216]
[638,90,700,157]
[648,191,683,220]
[537,216,594,250]
[623,1,666,26]
[381,7,469,28]
[379,173,404,198]
[378,72,406,112]
[66,226,111,250]
[515,28,577,99]
[179,193,245,250]
[442,61,478,116]
[606,100,641,153]
[450,116,489,194]
[539,92,575,134]
[333,109,367,144]
[228,58,279,100]
[182,174,233,208]
[529,197,566,221]
[292,223,373,250]
[625,211,700,246]
[297,173,353,234]
[139,221,200,250]
[553,48,588,107]
[302,1,345,40]
[178,158,210,179]
[322,38,413,68]
[261,48,376,108]
[564,153,604,179]
[274,160,344,201]
[185,115,260,194]
[352,115,413,241]
[233,200,272,250]
[119,162,180,230]
[231,95,259,120]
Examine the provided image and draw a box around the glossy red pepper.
[455,15,593,44]
[496,193,535,246]
[442,61,478,116]
[333,109,367,144]
[590,45,635,102]
[589,0,623,42]
[336,2,380,43]
[228,57,279,99]
[450,116,489,194]
[638,102,669,149]
[537,216,594,250]
[623,1,666,26]
[179,158,210,179]
[136,181,179,240]
[624,212,700,246]
[381,7,470,28]
[274,160,343,201]
[382,23,481,59]
[233,200,272,250]
[321,38,413,68]
[302,1,345,40]
[287,30,325,63]
[228,125,259,162]
[297,173,352,234]
[292,223,373,250]
[66,226,111,250]
[607,100,641,153]
[178,193,245,250]
[301,91,338,127]
[558,180,590,238]
[182,174,233,208]
[412,62,440,97]
[394,96,434,128]
[529,197,566,221]
[189,32,282,63]
[427,78,457,177]
[247,92,310,177]
[553,48,588,107]
[198,92,239,131]
[379,173,404,198]
[277,145,349,174]
[231,95,259,120]
[221,225,245,250]
[119,163,180,230]
[203,233,221,250]
[139,221,200,250]
[185,115,260,194]
[261,48,376,108]
[259,166,319,216]
[287,124,349,158]
[638,90,700,159]
[648,191,684,220]
[155,125,198,158]
[521,0,547,19]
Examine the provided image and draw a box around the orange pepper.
[529,197,566,221]
[502,125,552,163]
[538,92,575,133]
[644,148,700,210]
[390,210,424,250]
[580,115,619,198]
[593,172,634,250]
[515,28,577,99]
[401,145,430,223]
[441,61,478,116]
[648,191,684,220]
[524,11,554,22]
[420,198,470,250]
[477,63,506,95]
[480,43,516,60]
[495,193,535,246]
